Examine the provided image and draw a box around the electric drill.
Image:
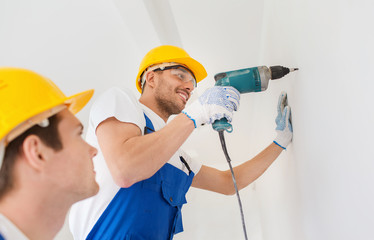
[212,65,298,132]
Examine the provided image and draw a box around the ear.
[22,135,49,171]
[144,71,157,89]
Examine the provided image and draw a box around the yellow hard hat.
[136,45,207,93]
[0,67,94,146]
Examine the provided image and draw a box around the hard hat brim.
[65,89,94,114]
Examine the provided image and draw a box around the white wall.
[254,0,374,239]
[1,0,374,240]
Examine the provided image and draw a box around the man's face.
[45,109,98,201]
[153,67,195,116]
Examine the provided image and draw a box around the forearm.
[225,142,283,194]
[104,113,195,187]
[192,143,283,195]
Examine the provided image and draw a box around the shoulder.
[89,87,146,133]
[91,87,142,116]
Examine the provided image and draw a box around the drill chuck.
[270,66,299,80]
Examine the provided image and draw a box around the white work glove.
[182,86,240,128]
[274,91,293,149]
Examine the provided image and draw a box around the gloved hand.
[274,91,293,149]
[182,86,240,128]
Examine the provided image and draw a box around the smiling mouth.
[177,91,189,103]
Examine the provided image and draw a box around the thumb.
[283,106,292,132]
[278,92,287,112]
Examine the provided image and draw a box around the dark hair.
[0,114,63,199]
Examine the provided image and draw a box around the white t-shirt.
[69,87,201,240]
[0,214,29,240]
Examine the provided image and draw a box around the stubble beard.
[154,85,185,118]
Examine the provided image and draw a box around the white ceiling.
[113,0,265,72]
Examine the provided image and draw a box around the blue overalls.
[86,114,195,240]
[0,233,5,240]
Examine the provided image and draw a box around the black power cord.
[218,130,248,240]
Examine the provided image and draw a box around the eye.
[177,73,184,80]
[78,128,84,137]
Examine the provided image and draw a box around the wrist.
[273,140,286,150]
[274,131,292,150]
[181,111,197,128]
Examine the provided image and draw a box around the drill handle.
[212,118,233,133]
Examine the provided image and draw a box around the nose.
[183,80,194,94]
[89,144,98,158]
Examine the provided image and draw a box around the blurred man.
[0,68,99,240]
[70,45,292,239]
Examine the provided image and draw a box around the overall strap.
[180,156,192,174]
[144,113,155,134]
